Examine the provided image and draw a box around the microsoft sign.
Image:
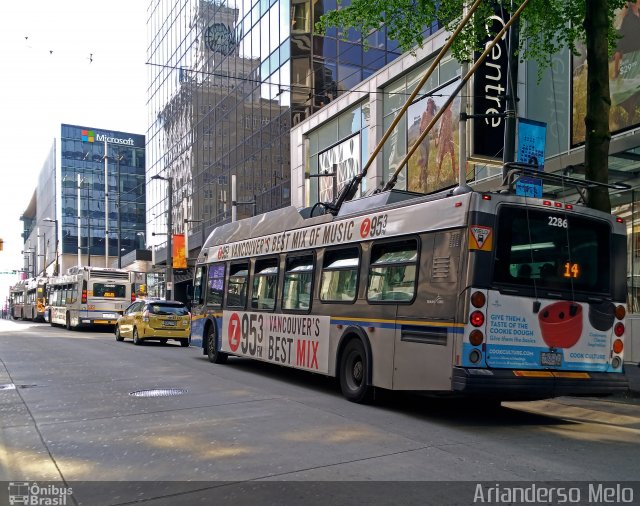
[81,129,134,145]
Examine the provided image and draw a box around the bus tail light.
[81,290,87,304]
[143,310,150,322]
[615,305,626,320]
[470,311,485,327]
[469,350,482,363]
[471,291,486,308]
[614,323,625,337]
[613,339,624,354]
[469,330,484,346]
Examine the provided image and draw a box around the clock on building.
[205,23,235,55]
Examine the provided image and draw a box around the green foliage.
[316,0,628,76]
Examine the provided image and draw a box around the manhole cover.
[129,388,187,398]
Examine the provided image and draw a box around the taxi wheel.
[133,328,143,345]
[206,325,227,364]
[180,338,190,348]
[115,325,124,342]
[159,339,168,344]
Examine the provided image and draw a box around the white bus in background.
[23,276,48,322]
[48,266,135,330]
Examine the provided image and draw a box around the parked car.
[115,299,191,347]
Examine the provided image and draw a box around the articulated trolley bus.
[190,180,628,402]
[48,266,134,330]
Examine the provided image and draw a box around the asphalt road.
[1,319,639,505]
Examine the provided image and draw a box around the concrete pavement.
[624,360,640,396]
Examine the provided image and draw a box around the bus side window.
[367,239,418,303]
[320,247,360,303]
[251,258,279,311]
[206,264,225,307]
[282,254,314,311]
[226,263,249,309]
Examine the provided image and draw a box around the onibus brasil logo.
[7,482,73,505]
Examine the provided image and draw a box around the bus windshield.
[493,206,611,295]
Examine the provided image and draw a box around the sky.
[0,1,148,304]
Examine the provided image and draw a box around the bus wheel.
[206,325,227,364]
[115,325,124,342]
[340,338,372,403]
[133,328,143,345]
[65,314,73,331]
[159,339,168,344]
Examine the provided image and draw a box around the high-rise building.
[20,124,146,276]
[146,0,436,298]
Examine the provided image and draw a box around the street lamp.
[136,231,146,249]
[115,153,124,268]
[42,218,59,276]
[151,174,173,300]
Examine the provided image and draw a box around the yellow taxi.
[115,299,191,346]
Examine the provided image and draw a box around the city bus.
[22,276,48,322]
[9,280,27,320]
[48,266,135,330]
[189,179,629,402]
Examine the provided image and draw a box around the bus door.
[391,231,463,390]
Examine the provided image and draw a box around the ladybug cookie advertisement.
[482,292,619,372]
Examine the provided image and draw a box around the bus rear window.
[93,283,126,298]
[493,207,611,294]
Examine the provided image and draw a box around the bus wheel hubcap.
[352,360,363,384]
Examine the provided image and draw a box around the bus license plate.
[540,352,562,367]
[163,320,177,326]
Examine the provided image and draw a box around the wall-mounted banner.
[173,234,187,269]
[407,80,461,194]
[318,134,360,203]
[515,118,547,197]
[472,6,509,160]
[572,2,640,145]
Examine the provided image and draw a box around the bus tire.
[339,338,372,403]
[206,324,227,364]
[115,325,124,342]
[65,313,73,331]
[133,328,143,345]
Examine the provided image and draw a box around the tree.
[317,0,628,213]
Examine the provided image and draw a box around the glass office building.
[146,0,437,261]
[20,124,146,277]
[59,124,146,261]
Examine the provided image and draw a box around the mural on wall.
[572,1,640,146]
[406,80,461,194]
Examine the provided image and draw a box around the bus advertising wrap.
[462,291,619,372]
[222,311,330,373]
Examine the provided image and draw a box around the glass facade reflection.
[60,124,146,258]
[147,0,431,251]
